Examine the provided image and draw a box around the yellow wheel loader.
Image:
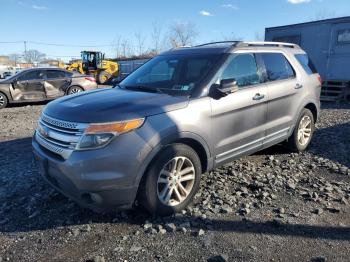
[66,51,118,84]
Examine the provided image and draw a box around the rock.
[164,223,176,232]
[159,228,167,234]
[312,208,323,215]
[207,254,229,262]
[130,246,142,252]
[197,229,205,236]
[179,227,187,233]
[92,256,105,262]
[287,181,296,190]
[82,225,91,232]
[72,228,80,237]
[113,246,124,252]
[143,223,153,230]
[326,207,340,213]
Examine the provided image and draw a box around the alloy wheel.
[297,115,312,146]
[157,156,196,206]
[0,94,4,106]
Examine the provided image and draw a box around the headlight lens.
[76,118,144,150]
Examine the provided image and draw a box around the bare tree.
[150,22,163,54]
[111,35,122,58]
[8,53,23,64]
[168,22,198,47]
[24,49,46,64]
[134,31,147,56]
[120,39,134,58]
[220,32,242,41]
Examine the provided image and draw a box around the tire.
[139,144,202,216]
[97,71,111,84]
[67,86,84,95]
[286,108,315,152]
[0,92,8,109]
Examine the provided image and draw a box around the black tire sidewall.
[141,144,202,215]
[98,71,111,84]
[292,108,315,152]
[0,93,8,109]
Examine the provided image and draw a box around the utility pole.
[24,41,27,61]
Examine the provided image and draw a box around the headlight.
[76,118,144,150]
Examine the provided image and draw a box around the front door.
[210,53,268,165]
[327,23,350,80]
[11,70,46,101]
[44,69,71,98]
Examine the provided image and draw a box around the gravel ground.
[0,102,349,262]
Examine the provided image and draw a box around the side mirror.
[209,78,239,99]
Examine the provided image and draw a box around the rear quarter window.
[295,54,318,75]
[261,53,295,81]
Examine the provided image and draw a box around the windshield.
[119,53,223,95]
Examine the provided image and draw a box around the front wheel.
[97,71,111,84]
[286,108,315,152]
[139,144,202,216]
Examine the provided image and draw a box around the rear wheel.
[97,71,111,84]
[0,92,8,109]
[139,144,202,216]
[286,108,315,152]
[67,86,83,95]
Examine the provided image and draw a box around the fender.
[133,131,212,187]
[288,97,320,137]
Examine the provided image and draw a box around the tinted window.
[261,53,295,81]
[47,70,66,79]
[295,54,318,75]
[18,70,44,81]
[65,71,73,77]
[149,60,177,82]
[121,54,222,94]
[220,53,260,87]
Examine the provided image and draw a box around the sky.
[0,0,350,61]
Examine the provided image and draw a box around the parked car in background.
[0,68,97,108]
[32,41,321,215]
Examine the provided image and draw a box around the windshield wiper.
[123,85,164,94]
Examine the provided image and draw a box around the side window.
[261,53,295,81]
[18,70,44,81]
[337,29,350,44]
[65,71,73,77]
[295,54,318,75]
[47,70,66,79]
[220,53,260,88]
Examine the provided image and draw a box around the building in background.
[265,16,350,101]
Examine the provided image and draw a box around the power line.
[28,41,114,47]
[0,41,114,47]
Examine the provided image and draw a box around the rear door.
[12,70,46,100]
[210,52,268,165]
[44,69,71,98]
[258,52,300,146]
[327,23,350,80]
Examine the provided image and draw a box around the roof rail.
[240,41,299,49]
[195,41,240,47]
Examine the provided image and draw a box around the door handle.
[295,83,303,89]
[252,93,265,101]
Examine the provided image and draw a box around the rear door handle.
[252,93,265,101]
[295,83,303,89]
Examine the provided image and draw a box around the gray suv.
[32,41,321,215]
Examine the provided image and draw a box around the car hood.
[44,88,189,123]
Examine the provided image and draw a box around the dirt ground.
[0,101,349,262]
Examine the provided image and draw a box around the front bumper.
[32,131,152,212]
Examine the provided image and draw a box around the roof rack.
[194,41,240,47]
[239,41,299,49]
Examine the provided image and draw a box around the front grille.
[35,113,88,160]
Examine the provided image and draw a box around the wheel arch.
[304,102,318,123]
[134,132,212,189]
